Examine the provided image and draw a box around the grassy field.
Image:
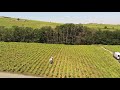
[1,17,120,31]
[1,42,120,78]
[83,24,120,31]
[0,17,61,29]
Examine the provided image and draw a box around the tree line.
[0,24,120,45]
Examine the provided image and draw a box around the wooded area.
[1,24,120,45]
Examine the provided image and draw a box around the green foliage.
[104,26,108,29]
[1,23,120,45]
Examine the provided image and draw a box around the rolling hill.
[0,16,120,31]
[0,16,61,29]
[83,23,120,31]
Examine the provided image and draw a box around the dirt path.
[101,46,113,54]
[0,72,42,78]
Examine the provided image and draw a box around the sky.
[0,12,120,24]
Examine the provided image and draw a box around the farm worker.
[49,56,53,64]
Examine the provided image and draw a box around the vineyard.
[1,42,120,78]
[104,45,120,52]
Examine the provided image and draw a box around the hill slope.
[0,16,61,28]
[83,23,120,31]
[0,16,120,30]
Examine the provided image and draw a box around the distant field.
[1,42,120,78]
[83,24,120,31]
[0,17,120,31]
[0,17,61,29]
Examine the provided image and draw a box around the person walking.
[49,56,53,64]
